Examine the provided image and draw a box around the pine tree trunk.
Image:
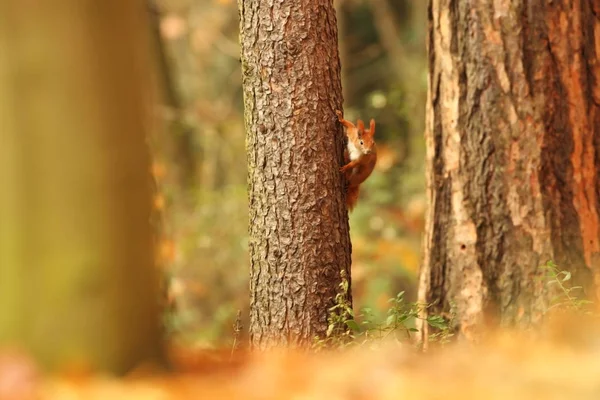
[0,1,163,373]
[418,0,600,341]
[239,0,351,348]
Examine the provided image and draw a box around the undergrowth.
[316,261,595,350]
[314,270,455,350]
[540,260,593,314]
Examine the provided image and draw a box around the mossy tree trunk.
[418,0,600,341]
[0,1,163,373]
[239,0,351,348]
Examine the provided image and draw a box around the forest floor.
[2,319,599,400]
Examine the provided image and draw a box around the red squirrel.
[336,110,377,210]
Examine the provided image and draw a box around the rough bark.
[418,0,600,341]
[0,1,163,372]
[239,0,351,348]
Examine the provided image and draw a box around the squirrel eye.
[360,140,364,145]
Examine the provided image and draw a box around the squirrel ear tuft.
[368,119,376,136]
[357,119,365,132]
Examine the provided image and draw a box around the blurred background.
[151,0,428,347]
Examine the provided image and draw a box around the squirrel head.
[357,119,376,154]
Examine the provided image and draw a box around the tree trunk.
[0,1,163,373]
[239,0,351,348]
[418,0,600,342]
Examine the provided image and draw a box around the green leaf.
[427,315,448,330]
[345,319,361,332]
[386,315,396,327]
[326,324,335,337]
[397,314,410,324]
[341,280,349,292]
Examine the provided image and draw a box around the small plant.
[315,270,455,350]
[426,300,456,345]
[313,269,356,350]
[540,260,593,314]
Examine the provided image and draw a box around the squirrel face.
[357,132,375,154]
[357,119,376,154]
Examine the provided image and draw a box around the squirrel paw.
[335,109,343,119]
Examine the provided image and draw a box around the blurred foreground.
[2,318,599,399]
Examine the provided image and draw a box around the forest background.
[155,0,428,346]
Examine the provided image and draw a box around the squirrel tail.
[346,184,360,211]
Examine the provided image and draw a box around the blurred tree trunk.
[370,0,406,83]
[418,0,600,343]
[0,1,164,373]
[147,2,197,194]
[239,0,351,348]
